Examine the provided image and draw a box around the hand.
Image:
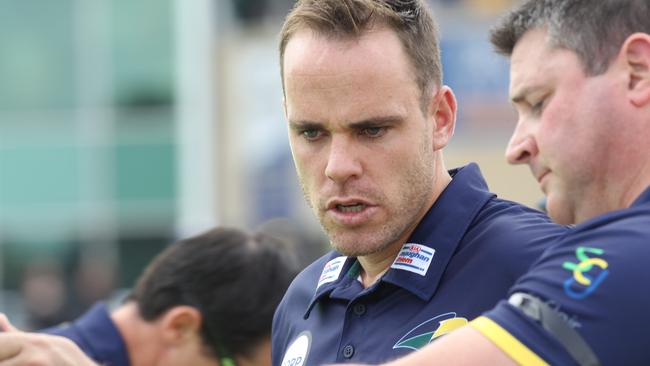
[0,313,18,332]
[0,313,99,366]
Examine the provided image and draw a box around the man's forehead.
[283,27,402,72]
[508,28,553,100]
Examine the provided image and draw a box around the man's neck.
[355,164,453,288]
[111,302,159,366]
[357,243,403,288]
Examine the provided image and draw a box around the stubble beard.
[299,141,436,258]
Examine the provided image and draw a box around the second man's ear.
[623,33,650,107]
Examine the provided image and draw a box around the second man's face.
[505,28,627,224]
[282,27,442,258]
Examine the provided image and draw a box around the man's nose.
[324,136,362,184]
[505,121,538,165]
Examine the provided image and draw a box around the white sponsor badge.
[281,331,311,366]
[317,256,347,289]
[390,243,435,276]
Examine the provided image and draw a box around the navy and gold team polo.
[272,163,569,366]
[473,187,650,366]
[44,303,130,366]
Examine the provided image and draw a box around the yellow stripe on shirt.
[470,316,549,366]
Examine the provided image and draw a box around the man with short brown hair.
[272,1,566,365]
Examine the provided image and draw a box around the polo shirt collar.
[304,254,358,319]
[303,163,494,317]
[631,186,650,208]
[382,163,494,301]
[73,303,131,366]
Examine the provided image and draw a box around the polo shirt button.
[352,303,366,315]
[342,344,355,358]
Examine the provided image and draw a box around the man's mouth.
[336,203,367,213]
[324,199,377,226]
[536,170,550,184]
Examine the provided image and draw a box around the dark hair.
[128,227,299,359]
[279,0,442,106]
[490,0,650,75]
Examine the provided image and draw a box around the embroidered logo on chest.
[393,312,468,350]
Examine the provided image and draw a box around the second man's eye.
[530,96,548,115]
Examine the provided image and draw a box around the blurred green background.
[0,0,541,329]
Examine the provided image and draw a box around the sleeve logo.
[562,246,609,299]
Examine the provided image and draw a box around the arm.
[0,313,99,366]
[382,325,518,366]
[338,326,518,366]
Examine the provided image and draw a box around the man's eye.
[362,127,385,137]
[530,99,546,115]
[302,129,321,140]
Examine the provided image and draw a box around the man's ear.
[159,305,203,345]
[428,85,457,150]
[623,33,650,107]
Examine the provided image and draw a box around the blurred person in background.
[272,0,568,365]
[0,226,299,366]
[20,260,70,330]
[256,216,328,269]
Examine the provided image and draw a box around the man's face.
[506,28,625,224]
[282,27,442,257]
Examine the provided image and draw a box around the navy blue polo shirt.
[43,302,130,366]
[473,187,650,366]
[272,163,568,365]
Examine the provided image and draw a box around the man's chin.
[331,243,369,257]
[546,196,576,225]
[330,238,390,258]
[329,237,369,256]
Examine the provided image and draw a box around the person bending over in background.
[0,226,299,366]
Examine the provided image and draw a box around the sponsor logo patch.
[281,331,311,366]
[562,246,609,299]
[393,312,468,351]
[317,256,347,289]
[391,243,435,276]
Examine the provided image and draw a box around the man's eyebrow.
[510,85,541,105]
[510,88,529,105]
[288,120,322,130]
[288,115,404,130]
[348,115,404,129]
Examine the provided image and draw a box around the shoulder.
[537,204,650,267]
[574,202,650,240]
[272,251,341,363]
[517,203,650,282]
[476,197,560,230]
[40,303,125,363]
[481,207,650,365]
[274,251,341,320]
[465,197,569,250]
